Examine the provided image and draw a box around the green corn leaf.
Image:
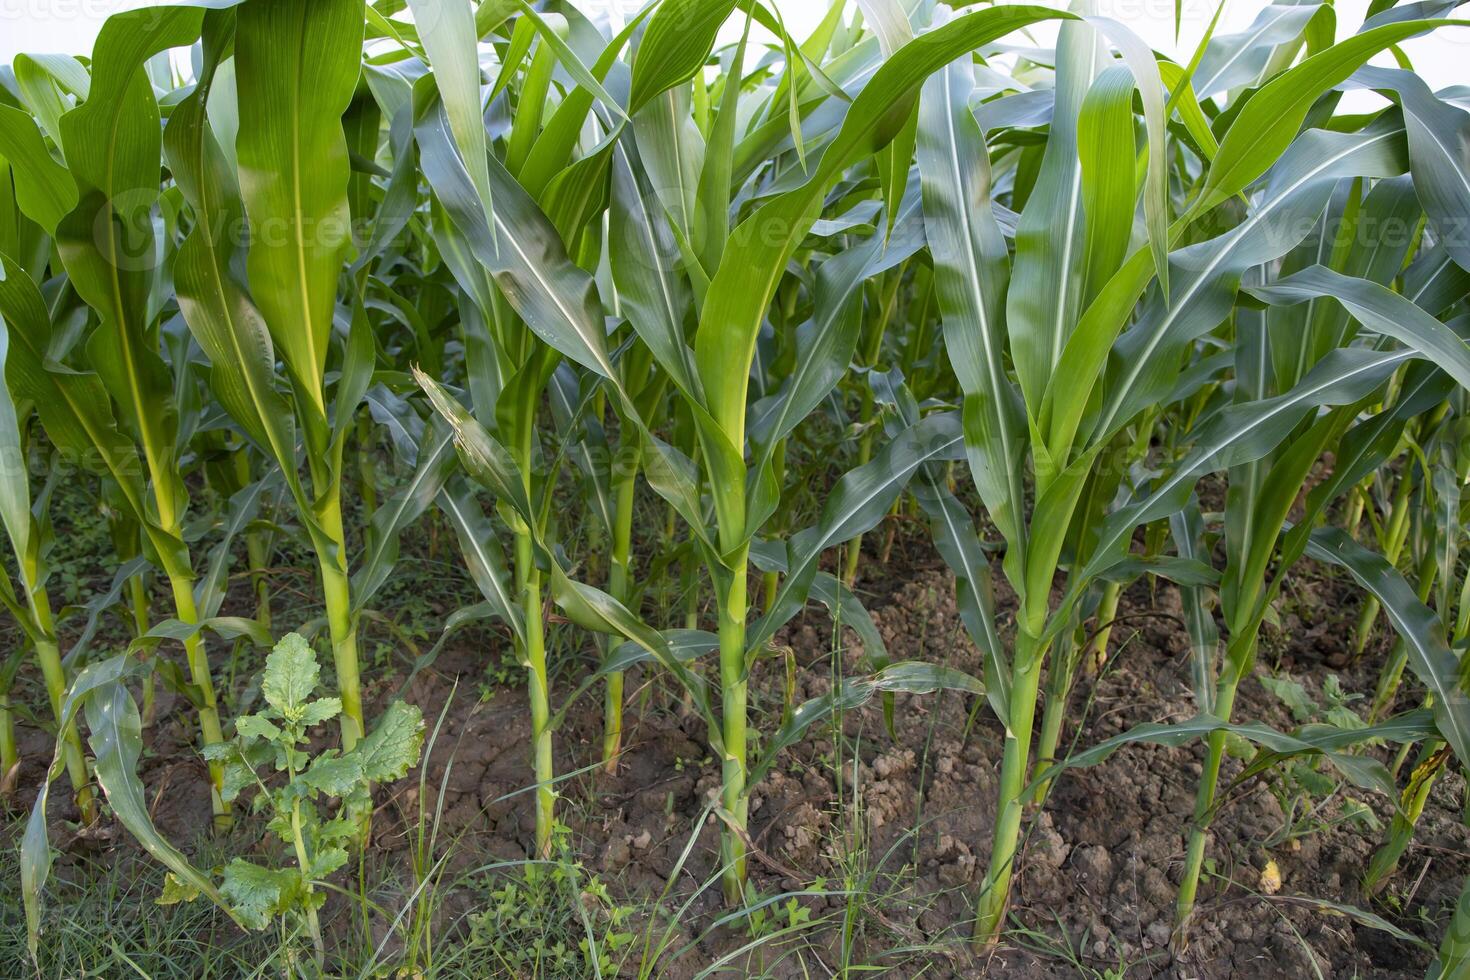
[1007,15,1103,415]
[1035,708,1436,801]
[1071,346,1421,623]
[85,677,235,916]
[548,564,723,752]
[53,7,207,533]
[0,105,75,233]
[236,0,364,432]
[1084,120,1409,449]
[1406,243,1470,317]
[1431,878,1470,978]
[1353,66,1470,273]
[0,249,156,545]
[1305,528,1470,768]
[746,661,984,787]
[406,0,493,217]
[1193,2,1322,99]
[1245,265,1470,392]
[195,473,279,619]
[640,432,718,554]
[163,14,301,491]
[1264,175,1422,392]
[628,0,738,115]
[414,368,536,522]
[749,192,923,464]
[351,420,458,610]
[608,131,701,401]
[10,53,88,143]
[915,55,1027,549]
[632,82,705,252]
[1158,61,1218,161]
[0,296,34,581]
[808,572,890,669]
[548,629,719,734]
[508,0,626,123]
[61,557,150,666]
[521,8,650,198]
[691,4,750,274]
[23,656,156,959]
[1075,66,1139,308]
[746,410,964,657]
[1090,16,1169,297]
[414,82,618,382]
[870,369,1011,721]
[1195,17,1464,215]
[694,3,1069,463]
[125,616,274,655]
[1171,500,1222,712]
[434,476,526,648]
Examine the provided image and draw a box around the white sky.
[0,1,1465,92]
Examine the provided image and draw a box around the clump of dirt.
[7,531,1467,978]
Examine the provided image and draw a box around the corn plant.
[0,7,254,823]
[0,308,93,821]
[1353,405,1467,895]
[9,0,1470,971]
[1365,373,1470,723]
[401,0,1038,902]
[6,3,457,945]
[165,0,448,760]
[401,0,705,864]
[1161,45,1470,947]
[224,0,376,749]
[885,0,1470,945]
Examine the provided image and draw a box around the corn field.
[1,0,1470,975]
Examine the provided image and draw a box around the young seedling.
[195,633,424,972]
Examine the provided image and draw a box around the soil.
[7,520,1469,978]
